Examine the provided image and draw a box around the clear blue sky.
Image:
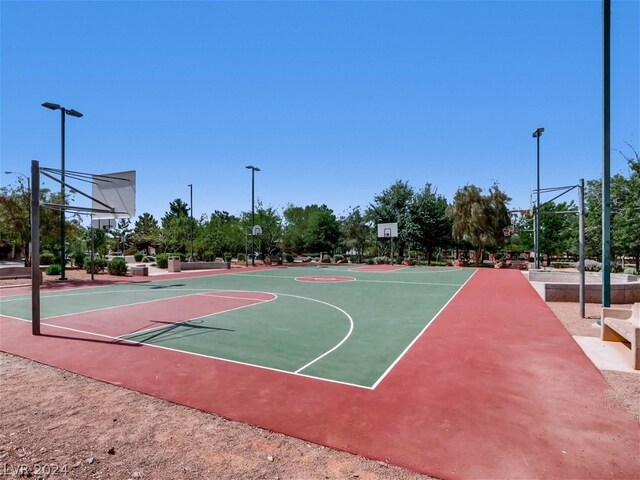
[2,0,638,224]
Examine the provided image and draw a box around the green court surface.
[0,266,474,388]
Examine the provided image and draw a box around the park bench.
[601,303,640,370]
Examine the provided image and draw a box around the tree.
[306,206,341,257]
[447,183,511,265]
[614,145,640,271]
[161,198,190,227]
[132,213,160,254]
[366,180,415,257]
[408,183,452,264]
[109,218,133,254]
[539,201,578,265]
[0,183,79,265]
[282,204,310,254]
[242,203,282,258]
[340,207,371,262]
[160,199,192,253]
[0,179,30,265]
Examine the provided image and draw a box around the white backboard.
[91,170,136,219]
[377,222,398,238]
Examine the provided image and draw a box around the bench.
[601,303,640,370]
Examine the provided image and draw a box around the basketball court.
[1,266,638,479]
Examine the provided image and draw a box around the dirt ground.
[1,269,638,479]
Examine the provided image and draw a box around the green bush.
[72,251,86,268]
[142,256,155,263]
[40,252,55,265]
[134,252,144,262]
[156,253,169,268]
[284,253,294,263]
[237,252,246,262]
[45,264,61,276]
[108,257,128,276]
[374,256,389,265]
[366,258,375,265]
[224,252,232,262]
[623,267,639,275]
[84,256,107,273]
[583,260,602,272]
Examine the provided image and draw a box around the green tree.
[242,203,282,258]
[131,213,160,254]
[447,183,511,265]
[539,201,579,266]
[614,146,640,271]
[160,199,192,253]
[408,183,452,264]
[306,206,341,257]
[282,204,310,254]
[340,207,371,262]
[366,180,415,257]
[0,179,31,265]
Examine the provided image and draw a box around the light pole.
[42,102,83,280]
[188,183,194,261]
[5,171,31,266]
[532,127,544,269]
[245,165,260,266]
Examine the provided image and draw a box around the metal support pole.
[579,179,586,318]
[31,160,41,335]
[60,109,67,280]
[251,170,255,266]
[602,0,611,307]
[532,127,544,270]
[188,184,193,261]
[535,133,541,269]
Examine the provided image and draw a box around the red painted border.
[1,269,638,479]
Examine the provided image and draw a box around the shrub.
[156,253,169,268]
[72,251,86,268]
[237,252,246,262]
[583,260,602,272]
[366,258,375,265]
[223,252,232,262]
[134,252,144,262]
[349,255,359,263]
[284,253,294,263]
[142,256,155,263]
[84,256,107,273]
[40,252,55,266]
[108,257,128,276]
[45,264,61,276]
[374,256,389,265]
[623,267,639,275]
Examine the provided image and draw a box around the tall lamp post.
[42,102,83,281]
[245,165,260,266]
[188,183,194,261]
[5,171,31,266]
[532,127,544,269]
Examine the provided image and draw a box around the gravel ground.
[1,269,638,479]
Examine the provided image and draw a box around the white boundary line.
[3,314,372,390]
[2,269,476,390]
[369,268,479,389]
[294,276,356,283]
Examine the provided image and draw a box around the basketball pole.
[30,160,40,335]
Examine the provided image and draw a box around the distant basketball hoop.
[377,222,398,239]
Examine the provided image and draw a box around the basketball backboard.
[91,170,136,219]
[377,222,398,238]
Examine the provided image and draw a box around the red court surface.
[1,269,638,479]
[44,291,275,338]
